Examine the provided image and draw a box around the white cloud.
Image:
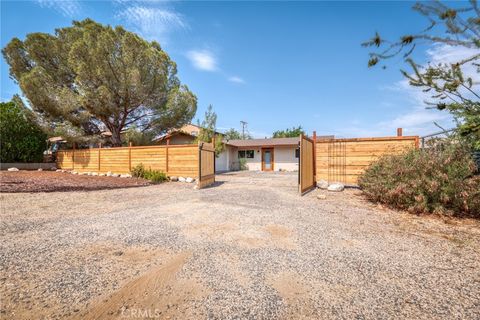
[228,76,245,84]
[36,0,80,17]
[186,50,218,72]
[116,6,187,41]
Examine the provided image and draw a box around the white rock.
[38,168,43,171]
[186,177,194,183]
[170,176,178,182]
[91,172,98,176]
[327,183,344,192]
[55,169,62,172]
[7,167,19,171]
[99,173,106,177]
[72,171,78,175]
[120,174,132,178]
[80,172,88,175]
[106,171,113,177]
[112,173,121,177]
[50,167,57,171]
[178,177,186,182]
[317,180,329,189]
[317,194,327,200]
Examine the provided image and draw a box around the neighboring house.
[155,124,222,145]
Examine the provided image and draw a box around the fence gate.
[327,139,347,185]
[197,142,216,189]
[298,134,316,195]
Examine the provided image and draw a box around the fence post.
[98,143,101,172]
[198,142,203,184]
[129,142,132,172]
[72,143,76,171]
[166,138,170,175]
[313,131,317,181]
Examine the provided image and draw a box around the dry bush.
[358,143,480,218]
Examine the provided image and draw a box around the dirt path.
[1,171,479,319]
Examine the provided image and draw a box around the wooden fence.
[299,134,315,194]
[197,143,216,189]
[57,144,200,178]
[315,136,419,185]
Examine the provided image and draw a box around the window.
[238,150,255,159]
[295,148,300,158]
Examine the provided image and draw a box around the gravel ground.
[1,171,479,319]
[0,171,150,193]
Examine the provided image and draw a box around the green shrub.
[143,170,168,183]
[358,143,480,218]
[239,158,248,170]
[0,99,47,162]
[130,163,167,183]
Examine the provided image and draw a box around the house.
[156,124,333,173]
[218,138,300,172]
[155,124,222,145]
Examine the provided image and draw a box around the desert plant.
[358,143,479,218]
[239,158,248,171]
[143,170,168,184]
[131,163,146,178]
[130,163,167,183]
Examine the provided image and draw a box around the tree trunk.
[110,127,123,147]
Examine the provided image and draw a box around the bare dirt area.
[1,171,479,319]
[0,171,150,193]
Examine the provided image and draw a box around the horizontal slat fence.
[57,144,199,178]
[316,136,418,185]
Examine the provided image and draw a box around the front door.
[262,148,274,171]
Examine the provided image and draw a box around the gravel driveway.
[1,171,479,319]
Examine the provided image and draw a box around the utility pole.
[240,121,248,140]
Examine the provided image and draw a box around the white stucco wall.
[224,146,298,172]
[274,146,299,171]
[215,149,229,172]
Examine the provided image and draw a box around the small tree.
[2,19,197,146]
[196,105,224,156]
[223,128,251,140]
[272,126,305,138]
[0,96,47,162]
[363,1,479,149]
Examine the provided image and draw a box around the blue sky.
[1,0,459,138]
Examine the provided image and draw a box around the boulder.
[91,172,98,176]
[7,167,19,172]
[120,174,132,178]
[38,168,43,171]
[99,173,106,177]
[170,176,178,182]
[50,167,57,171]
[178,177,186,182]
[55,169,62,172]
[112,173,121,177]
[186,177,195,183]
[71,171,78,175]
[317,180,329,189]
[317,194,327,200]
[106,171,113,177]
[327,183,344,192]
